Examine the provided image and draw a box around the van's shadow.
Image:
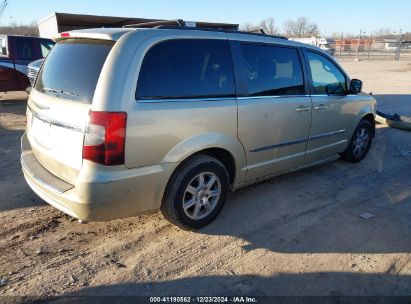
[199,93,411,254]
[48,272,411,300]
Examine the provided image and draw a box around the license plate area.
[31,117,53,148]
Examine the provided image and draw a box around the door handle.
[295,105,311,112]
[314,104,328,111]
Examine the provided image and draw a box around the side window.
[240,44,305,96]
[15,38,35,61]
[0,37,7,56]
[137,39,235,100]
[40,40,54,57]
[306,51,347,95]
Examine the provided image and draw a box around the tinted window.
[40,40,54,57]
[137,39,235,99]
[15,37,35,61]
[241,44,305,96]
[35,39,113,103]
[306,51,347,95]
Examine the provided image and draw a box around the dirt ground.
[0,59,410,299]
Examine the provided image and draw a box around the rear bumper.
[21,133,177,221]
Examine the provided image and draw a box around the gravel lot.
[0,59,410,299]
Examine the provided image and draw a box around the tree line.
[241,17,319,37]
[0,21,39,36]
[241,18,411,40]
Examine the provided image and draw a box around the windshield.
[35,39,114,103]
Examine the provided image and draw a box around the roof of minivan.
[54,27,322,52]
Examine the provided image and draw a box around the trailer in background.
[37,13,239,39]
[290,37,335,55]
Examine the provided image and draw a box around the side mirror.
[349,79,362,95]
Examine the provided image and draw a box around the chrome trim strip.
[28,104,86,133]
[247,151,306,170]
[137,97,235,103]
[250,129,346,152]
[250,137,307,152]
[237,95,311,100]
[138,95,312,103]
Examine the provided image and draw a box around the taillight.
[83,111,127,166]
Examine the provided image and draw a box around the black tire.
[342,119,374,163]
[161,155,229,230]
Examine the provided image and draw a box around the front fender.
[162,132,247,184]
[355,100,376,125]
[346,99,376,139]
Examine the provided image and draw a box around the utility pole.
[355,29,364,61]
[367,33,373,60]
[395,29,403,61]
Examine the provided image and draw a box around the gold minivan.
[21,26,376,229]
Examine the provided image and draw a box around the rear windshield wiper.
[43,87,79,97]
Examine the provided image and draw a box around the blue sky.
[1,0,409,35]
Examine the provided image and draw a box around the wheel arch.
[360,112,376,136]
[161,132,247,186]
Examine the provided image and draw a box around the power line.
[0,0,8,21]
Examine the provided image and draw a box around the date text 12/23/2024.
[149,296,258,303]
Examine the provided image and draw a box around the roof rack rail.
[154,25,288,40]
[123,19,185,28]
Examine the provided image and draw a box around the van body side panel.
[125,100,245,183]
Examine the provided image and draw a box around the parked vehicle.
[290,37,335,55]
[21,26,376,229]
[0,35,54,92]
[27,58,44,87]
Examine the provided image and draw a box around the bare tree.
[240,23,257,33]
[258,18,279,35]
[283,17,319,38]
[241,18,279,35]
[374,27,392,38]
[0,21,39,36]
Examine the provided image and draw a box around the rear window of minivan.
[136,39,235,100]
[35,39,114,103]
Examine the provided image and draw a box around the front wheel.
[342,119,374,163]
[161,155,229,230]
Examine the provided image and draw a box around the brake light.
[60,32,70,37]
[83,111,127,166]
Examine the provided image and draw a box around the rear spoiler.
[52,28,134,42]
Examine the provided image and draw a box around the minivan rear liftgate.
[25,38,115,185]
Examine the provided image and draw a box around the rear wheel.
[342,119,374,163]
[161,155,229,230]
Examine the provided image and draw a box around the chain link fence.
[331,38,411,60]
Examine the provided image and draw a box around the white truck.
[290,37,335,55]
